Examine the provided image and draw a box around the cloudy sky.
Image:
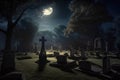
[0,0,120,50]
[29,0,120,32]
[0,0,120,32]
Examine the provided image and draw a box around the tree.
[65,0,113,50]
[0,0,54,74]
[105,28,116,51]
[0,0,31,74]
[115,17,120,50]
[14,18,38,52]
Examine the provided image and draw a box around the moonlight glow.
[43,7,53,16]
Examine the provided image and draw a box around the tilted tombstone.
[79,61,91,71]
[56,55,67,64]
[54,52,60,57]
[103,53,111,74]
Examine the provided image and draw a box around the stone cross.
[39,36,47,53]
[39,36,47,63]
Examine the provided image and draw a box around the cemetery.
[0,0,120,80]
[1,51,120,80]
[0,35,120,80]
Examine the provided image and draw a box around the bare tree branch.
[0,28,6,34]
[13,8,28,26]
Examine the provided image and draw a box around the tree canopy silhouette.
[65,0,113,38]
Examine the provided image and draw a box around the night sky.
[0,0,120,50]
[18,0,120,32]
[0,0,120,31]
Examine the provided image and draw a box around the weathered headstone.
[50,46,53,51]
[116,52,120,59]
[69,48,75,57]
[54,52,59,57]
[56,55,67,64]
[1,50,15,74]
[94,37,102,51]
[90,51,95,56]
[103,53,110,74]
[96,51,101,58]
[64,53,69,57]
[81,50,87,60]
[34,43,38,53]
[102,41,111,74]
[24,52,28,56]
[79,61,91,71]
[111,64,120,73]
[86,40,91,51]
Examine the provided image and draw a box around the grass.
[1,52,120,80]
[88,58,120,67]
[16,53,101,80]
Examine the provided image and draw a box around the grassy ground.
[16,53,101,80]
[0,52,120,80]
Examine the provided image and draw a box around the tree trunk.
[1,23,15,75]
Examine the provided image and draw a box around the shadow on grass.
[60,67,76,74]
[35,60,50,72]
[38,63,46,72]
[49,63,77,74]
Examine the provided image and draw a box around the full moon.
[42,7,53,16]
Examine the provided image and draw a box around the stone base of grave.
[0,72,23,80]
[74,61,120,80]
[68,56,88,60]
[35,59,50,64]
[50,61,78,69]
[111,64,120,73]
[74,67,111,80]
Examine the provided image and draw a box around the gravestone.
[24,52,27,56]
[90,51,95,56]
[69,48,75,57]
[103,53,110,74]
[0,72,23,80]
[86,40,91,51]
[102,41,111,74]
[111,64,120,73]
[94,38,102,51]
[81,50,87,60]
[79,61,91,71]
[34,43,38,53]
[54,52,59,57]
[64,53,69,57]
[56,55,67,64]
[116,52,120,59]
[96,51,101,58]
[39,36,47,63]
[1,50,15,74]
